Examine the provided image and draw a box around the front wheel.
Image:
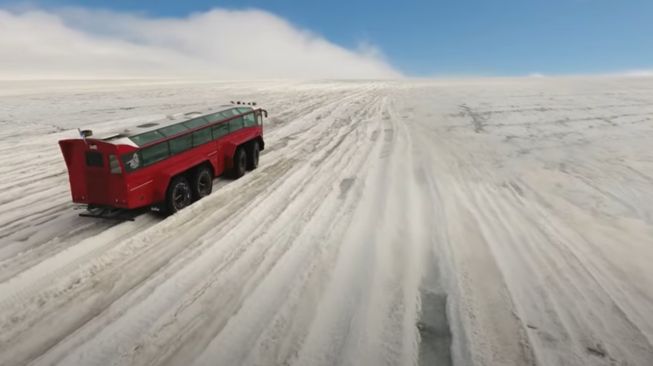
[165,176,192,215]
[247,141,260,170]
[232,147,247,179]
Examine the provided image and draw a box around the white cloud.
[0,7,401,79]
[618,70,653,77]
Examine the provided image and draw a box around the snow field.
[0,77,652,365]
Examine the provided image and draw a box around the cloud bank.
[618,70,653,77]
[0,7,400,79]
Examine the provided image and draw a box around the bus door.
[84,142,125,206]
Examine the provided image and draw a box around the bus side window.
[192,127,212,147]
[141,143,169,166]
[229,117,244,131]
[131,130,164,147]
[256,111,263,125]
[206,111,228,123]
[212,123,230,139]
[243,113,256,127]
[170,134,192,154]
[159,123,188,137]
[184,116,210,129]
[109,154,122,174]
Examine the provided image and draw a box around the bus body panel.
[59,139,88,203]
[59,139,131,207]
[221,126,261,169]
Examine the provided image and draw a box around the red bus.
[59,104,267,217]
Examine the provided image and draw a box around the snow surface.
[0,77,652,366]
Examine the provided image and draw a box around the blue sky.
[1,0,652,77]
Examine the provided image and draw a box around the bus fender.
[223,141,239,160]
[255,136,265,151]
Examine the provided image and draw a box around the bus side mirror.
[262,110,268,118]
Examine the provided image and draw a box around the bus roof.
[99,105,253,147]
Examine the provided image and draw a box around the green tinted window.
[229,117,244,131]
[212,123,230,139]
[130,130,165,146]
[170,134,192,154]
[203,112,218,124]
[205,111,228,124]
[158,123,188,137]
[141,143,169,166]
[237,107,253,114]
[193,128,212,146]
[243,113,256,127]
[184,116,210,129]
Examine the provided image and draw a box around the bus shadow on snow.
[418,251,453,366]
[76,176,237,222]
[418,291,453,366]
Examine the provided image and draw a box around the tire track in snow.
[283,97,429,366]
[157,96,388,366]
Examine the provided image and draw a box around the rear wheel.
[192,165,213,201]
[247,141,260,170]
[232,147,247,178]
[165,176,192,214]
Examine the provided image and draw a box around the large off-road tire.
[192,165,213,201]
[165,175,192,215]
[247,141,260,171]
[232,147,247,179]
